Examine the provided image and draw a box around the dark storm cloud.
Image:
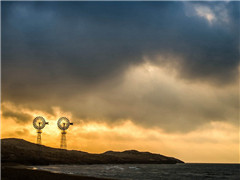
[1,1,239,131]
[2,108,32,124]
[2,2,239,86]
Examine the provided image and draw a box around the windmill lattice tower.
[57,117,73,149]
[33,116,49,145]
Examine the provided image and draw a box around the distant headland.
[1,138,184,165]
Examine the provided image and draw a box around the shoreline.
[1,165,115,180]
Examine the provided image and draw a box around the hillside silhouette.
[1,138,184,165]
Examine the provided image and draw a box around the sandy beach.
[1,165,114,180]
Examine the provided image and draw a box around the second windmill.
[57,117,73,149]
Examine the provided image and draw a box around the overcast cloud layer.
[2,1,239,132]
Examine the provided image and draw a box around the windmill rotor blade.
[33,116,46,130]
[57,117,72,130]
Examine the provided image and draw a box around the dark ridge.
[1,138,184,165]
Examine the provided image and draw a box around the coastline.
[1,165,115,180]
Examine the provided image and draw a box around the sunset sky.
[1,1,239,163]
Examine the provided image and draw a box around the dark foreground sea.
[30,163,240,180]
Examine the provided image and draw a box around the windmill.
[57,117,73,149]
[33,116,49,145]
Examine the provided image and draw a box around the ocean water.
[31,163,240,180]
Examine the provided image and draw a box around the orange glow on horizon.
[1,104,239,164]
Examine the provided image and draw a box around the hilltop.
[1,138,184,165]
